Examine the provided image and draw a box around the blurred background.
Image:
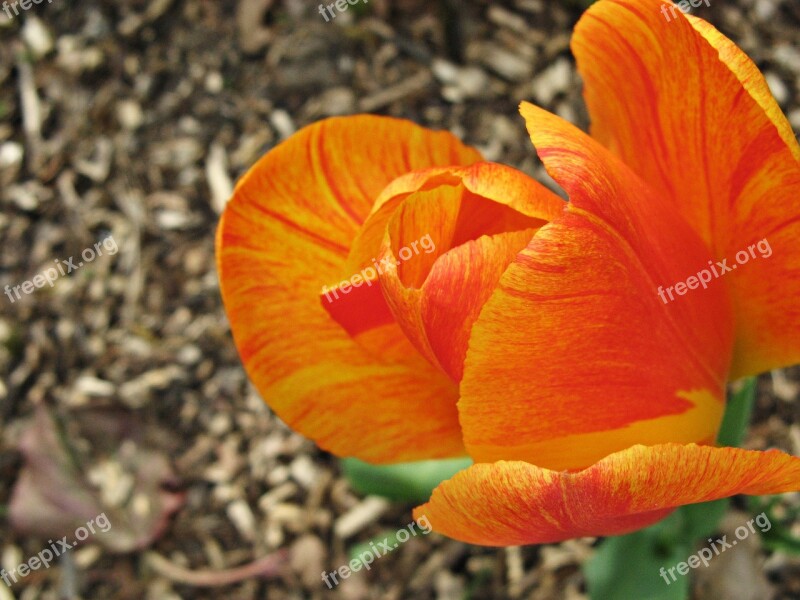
[1,0,799,598]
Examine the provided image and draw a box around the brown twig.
[145,550,288,587]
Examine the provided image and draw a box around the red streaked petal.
[368,163,561,381]
[727,225,800,378]
[380,222,539,381]
[457,105,733,471]
[218,115,480,462]
[344,161,565,278]
[320,276,395,337]
[413,444,800,546]
[572,0,800,377]
[686,15,798,162]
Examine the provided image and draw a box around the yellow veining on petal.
[467,389,724,471]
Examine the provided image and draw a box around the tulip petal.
[459,105,733,471]
[217,116,481,462]
[413,444,800,546]
[572,0,800,377]
[369,164,561,381]
[378,193,541,379]
[320,277,395,338]
[344,162,565,278]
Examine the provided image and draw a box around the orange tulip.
[217,0,800,545]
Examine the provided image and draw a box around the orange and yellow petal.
[217,115,481,462]
[344,162,564,278]
[573,0,800,377]
[358,162,562,380]
[378,196,541,380]
[413,444,800,546]
[458,105,733,471]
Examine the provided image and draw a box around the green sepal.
[342,456,473,503]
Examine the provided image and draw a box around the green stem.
[716,377,757,447]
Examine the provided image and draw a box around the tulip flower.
[217,0,800,546]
